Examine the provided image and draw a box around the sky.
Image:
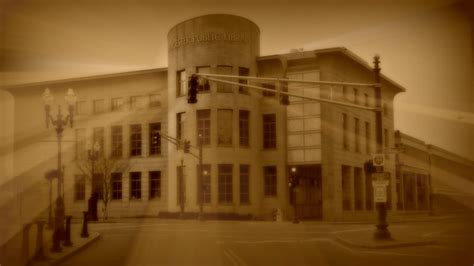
[0,0,473,160]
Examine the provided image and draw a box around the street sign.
[373,184,387,202]
[373,154,384,167]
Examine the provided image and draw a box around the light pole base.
[374,225,392,240]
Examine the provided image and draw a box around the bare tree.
[76,154,132,221]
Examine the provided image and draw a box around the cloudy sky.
[1,0,473,159]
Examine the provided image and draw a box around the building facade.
[3,14,416,222]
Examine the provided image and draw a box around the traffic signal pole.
[373,55,392,240]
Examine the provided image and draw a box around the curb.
[335,236,437,249]
[52,232,101,266]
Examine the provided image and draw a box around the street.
[60,216,473,266]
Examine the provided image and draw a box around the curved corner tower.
[167,14,261,215]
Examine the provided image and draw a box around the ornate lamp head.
[64,88,77,127]
[42,88,54,127]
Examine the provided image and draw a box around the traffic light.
[152,130,161,145]
[184,140,191,153]
[188,74,199,104]
[364,160,375,175]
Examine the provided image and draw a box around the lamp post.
[87,141,100,222]
[290,167,299,224]
[372,56,391,240]
[198,134,204,221]
[42,88,77,252]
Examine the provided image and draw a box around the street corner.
[334,232,437,249]
[30,231,101,266]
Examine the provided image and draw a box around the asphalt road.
[60,216,473,266]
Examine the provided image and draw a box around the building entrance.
[294,165,322,219]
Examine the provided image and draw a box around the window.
[353,88,359,104]
[197,110,211,145]
[76,101,87,115]
[93,99,105,114]
[197,66,210,92]
[197,164,211,204]
[239,165,250,204]
[264,166,277,197]
[218,164,233,204]
[130,124,142,156]
[92,173,104,200]
[176,112,186,148]
[238,67,249,93]
[149,171,161,199]
[75,128,86,159]
[342,86,348,98]
[149,94,161,108]
[177,166,186,204]
[342,165,351,210]
[239,110,249,147]
[365,122,371,155]
[354,167,363,210]
[149,123,161,155]
[217,109,233,146]
[263,114,276,149]
[111,97,124,111]
[364,93,369,107]
[130,96,145,109]
[262,83,276,97]
[130,172,141,200]
[111,173,122,200]
[342,113,348,150]
[216,65,233,93]
[93,127,105,154]
[177,70,187,97]
[365,167,373,210]
[111,126,123,157]
[74,175,86,201]
[354,118,360,153]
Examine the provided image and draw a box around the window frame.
[262,114,276,149]
[130,172,142,200]
[263,166,277,197]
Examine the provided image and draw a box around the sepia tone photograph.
[0,0,473,265]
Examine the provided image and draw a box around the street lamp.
[42,88,76,252]
[289,167,299,224]
[87,141,100,222]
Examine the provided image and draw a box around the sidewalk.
[30,224,100,266]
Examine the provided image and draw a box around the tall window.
[176,112,186,148]
[149,94,161,108]
[217,109,233,146]
[92,173,104,200]
[354,118,360,153]
[197,66,210,92]
[353,88,359,104]
[262,83,276,97]
[239,110,249,147]
[263,166,277,197]
[238,67,249,93]
[93,99,105,114]
[111,97,124,111]
[74,175,86,201]
[76,101,87,115]
[197,164,211,204]
[365,122,371,155]
[130,172,141,200]
[177,70,187,97]
[111,126,123,157]
[149,123,161,155]
[93,127,105,154]
[342,113,348,150]
[197,110,211,145]
[354,167,363,210]
[263,114,276,149]
[365,166,373,210]
[342,86,348,98]
[364,93,369,107]
[130,124,142,156]
[342,165,351,210]
[111,173,122,200]
[218,164,233,204]
[75,128,86,159]
[149,171,161,199]
[216,65,233,93]
[239,165,250,204]
[177,165,186,205]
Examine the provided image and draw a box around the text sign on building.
[373,154,384,167]
[371,172,390,181]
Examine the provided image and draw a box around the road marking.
[331,228,373,234]
[422,229,446,237]
[224,248,247,266]
[362,250,445,259]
